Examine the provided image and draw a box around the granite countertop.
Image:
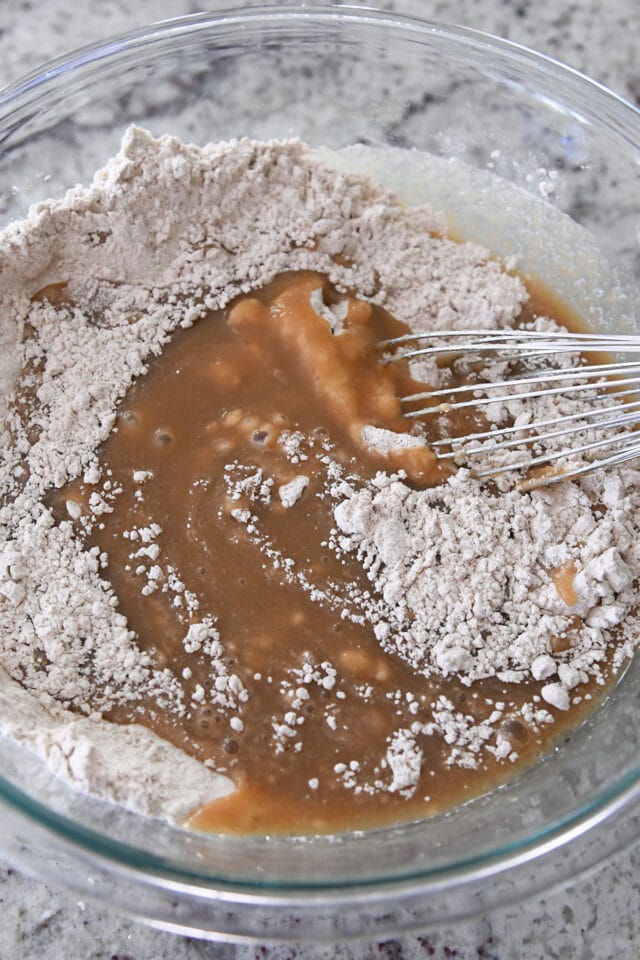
[1,1,640,958]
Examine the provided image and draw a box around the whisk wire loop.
[385,328,640,482]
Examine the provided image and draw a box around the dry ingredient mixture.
[0,126,639,832]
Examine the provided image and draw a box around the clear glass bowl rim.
[1,2,640,904]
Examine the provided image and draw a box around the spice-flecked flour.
[0,126,638,822]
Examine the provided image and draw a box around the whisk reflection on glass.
[380,329,640,485]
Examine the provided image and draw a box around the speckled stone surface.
[1,1,640,957]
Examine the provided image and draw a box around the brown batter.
[45,270,612,835]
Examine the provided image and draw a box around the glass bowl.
[2,4,640,943]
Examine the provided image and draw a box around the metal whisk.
[380,329,640,484]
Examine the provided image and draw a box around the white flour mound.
[0,127,527,820]
[333,468,640,694]
[0,667,233,821]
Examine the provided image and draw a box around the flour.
[278,475,309,508]
[385,728,424,798]
[0,126,635,822]
[332,465,640,703]
[0,667,234,820]
[361,425,428,455]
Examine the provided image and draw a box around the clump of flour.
[333,466,640,702]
